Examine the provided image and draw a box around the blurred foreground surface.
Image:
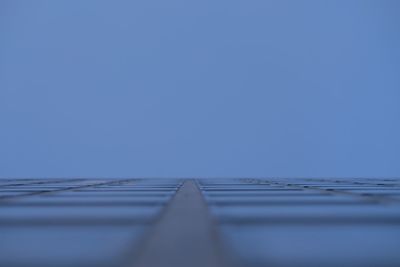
[1,178,400,267]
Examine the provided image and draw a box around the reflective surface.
[199,178,400,267]
[1,178,400,267]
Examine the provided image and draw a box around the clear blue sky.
[1,0,399,178]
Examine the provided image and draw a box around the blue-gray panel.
[0,226,146,267]
[221,225,400,267]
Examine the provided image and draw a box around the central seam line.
[131,180,225,267]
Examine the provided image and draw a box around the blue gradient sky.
[1,0,399,178]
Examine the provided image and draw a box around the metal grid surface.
[1,178,400,267]
[199,178,400,267]
[0,179,183,267]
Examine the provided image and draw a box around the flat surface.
[133,180,223,267]
[1,178,400,267]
